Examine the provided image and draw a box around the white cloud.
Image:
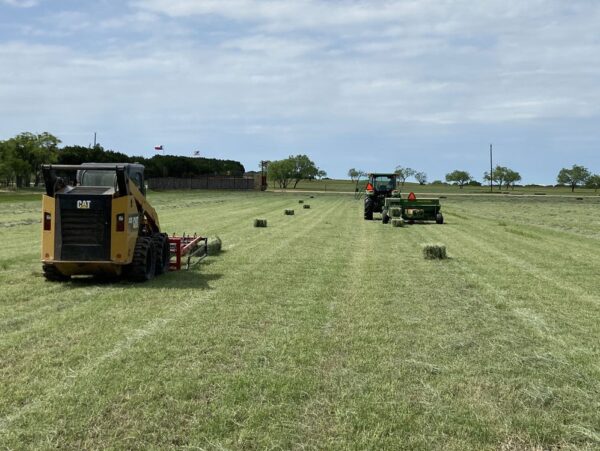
[2,0,600,179]
[1,0,38,7]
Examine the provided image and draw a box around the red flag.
[154,145,163,151]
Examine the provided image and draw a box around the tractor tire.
[436,213,444,224]
[382,210,390,224]
[127,236,156,282]
[152,233,170,275]
[364,197,374,220]
[42,264,70,282]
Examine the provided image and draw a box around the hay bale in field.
[284,209,295,215]
[207,236,222,255]
[576,197,583,200]
[197,236,222,256]
[422,243,447,260]
[389,207,402,218]
[254,219,267,227]
[303,204,310,209]
[391,218,404,227]
[298,200,304,204]
[309,195,315,198]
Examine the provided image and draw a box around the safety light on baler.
[116,213,125,232]
[43,212,51,231]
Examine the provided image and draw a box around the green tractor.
[363,173,399,221]
[363,172,444,224]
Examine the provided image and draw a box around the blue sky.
[1,0,599,183]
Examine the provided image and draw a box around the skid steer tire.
[42,264,70,282]
[364,197,374,220]
[128,236,156,282]
[152,233,170,275]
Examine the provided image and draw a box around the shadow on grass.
[65,270,223,290]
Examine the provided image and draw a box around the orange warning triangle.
[408,192,417,200]
[366,183,374,191]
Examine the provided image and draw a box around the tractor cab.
[364,173,399,220]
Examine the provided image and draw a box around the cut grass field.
[1,190,600,449]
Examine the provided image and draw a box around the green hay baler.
[382,192,443,224]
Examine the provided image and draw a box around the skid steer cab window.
[373,176,396,191]
[79,170,117,189]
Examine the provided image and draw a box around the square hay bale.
[299,200,304,203]
[303,204,311,209]
[207,236,222,255]
[389,207,402,218]
[422,243,447,260]
[309,195,315,198]
[391,218,404,227]
[254,219,267,227]
[284,209,295,215]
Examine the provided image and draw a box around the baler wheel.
[128,236,156,282]
[436,213,444,224]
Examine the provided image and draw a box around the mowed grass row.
[0,192,599,449]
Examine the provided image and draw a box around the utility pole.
[93,132,97,147]
[489,143,493,192]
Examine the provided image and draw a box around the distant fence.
[148,176,255,191]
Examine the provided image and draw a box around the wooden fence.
[148,176,255,191]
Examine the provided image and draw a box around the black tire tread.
[152,233,170,275]
[128,236,155,282]
[364,197,374,220]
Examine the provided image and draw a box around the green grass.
[1,191,599,449]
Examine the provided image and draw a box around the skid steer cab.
[40,163,206,282]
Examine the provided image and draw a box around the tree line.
[0,132,245,188]
[347,164,600,192]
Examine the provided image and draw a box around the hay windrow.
[254,219,267,227]
[422,244,447,260]
[284,209,295,215]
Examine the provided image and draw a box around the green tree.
[268,158,295,189]
[347,168,359,182]
[414,171,427,185]
[503,169,522,190]
[585,174,600,192]
[348,168,365,191]
[268,155,319,189]
[483,165,512,190]
[394,166,415,187]
[291,154,319,188]
[557,165,591,192]
[445,170,471,189]
[0,132,61,187]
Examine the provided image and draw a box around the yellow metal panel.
[111,195,139,264]
[41,195,55,261]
